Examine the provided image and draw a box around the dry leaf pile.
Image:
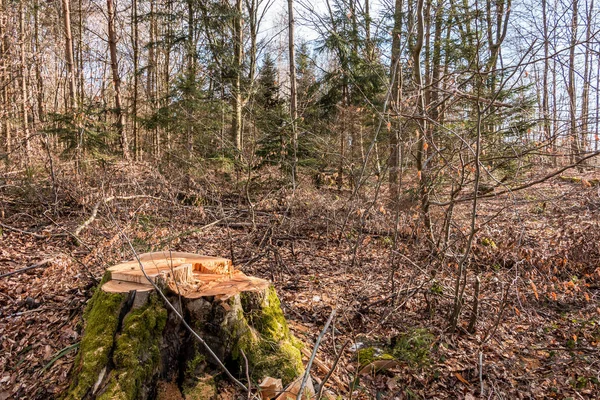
[1,164,599,399]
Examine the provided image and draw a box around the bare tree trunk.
[33,0,44,124]
[288,0,298,188]
[132,0,140,161]
[231,0,243,153]
[19,1,30,164]
[364,0,373,60]
[413,0,432,238]
[185,0,195,157]
[107,0,130,161]
[388,0,403,204]
[542,0,551,153]
[594,52,600,151]
[567,0,580,166]
[552,50,558,165]
[77,0,84,104]
[148,0,159,158]
[579,0,594,163]
[163,0,171,156]
[1,0,11,156]
[62,0,76,110]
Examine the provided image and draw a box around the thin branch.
[0,222,46,239]
[296,308,336,400]
[316,339,349,400]
[0,259,54,279]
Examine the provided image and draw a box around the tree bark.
[62,0,76,111]
[568,0,580,166]
[19,1,30,164]
[107,0,131,161]
[63,274,303,400]
[388,0,403,205]
[131,0,140,161]
[232,0,243,153]
[288,0,298,188]
[579,0,594,163]
[0,0,11,156]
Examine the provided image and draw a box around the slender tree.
[107,0,130,160]
[288,0,298,187]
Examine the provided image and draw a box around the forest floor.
[1,162,599,400]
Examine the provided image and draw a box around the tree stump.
[63,252,303,400]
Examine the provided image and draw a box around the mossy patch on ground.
[182,374,217,400]
[392,328,434,368]
[356,328,434,371]
[356,346,395,367]
[64,272,124,400]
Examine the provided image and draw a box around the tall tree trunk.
[567,0,580,166]
[541,0,551,153]
[288,0,298,188]
[148,0,159,158]
[132,0,140,161]
[1,0,11,156]
[107,0,130,161]
[33,0,44,124]
[413,0,431,237]
[62,0,76,110]
[231,0,243,153]
[163,0,172,156]
[579,0,594,162]
[388,0,403,204]
[77,0,84,104]
[19,1,30,164]
[594,52,600,151]
[185,0,195,157]
[364,0,373,60]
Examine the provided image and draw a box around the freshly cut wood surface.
[102,252,268,299]
[110,263,193,285]
[175,272,270,300]
[108,252,233,275]
[101,279,154,293]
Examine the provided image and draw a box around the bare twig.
[316,339,350,399]
[0,259,54,279]
[296,308,336,400]
[240,349,252,400]
[0,222,46,239]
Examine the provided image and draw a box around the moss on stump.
[64,273,302,400]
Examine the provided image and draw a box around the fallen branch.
[316,339,350,399]
[0,259,54,279]
[0,222,46,239]
[296,309,336,400]
[431,151,600,207]
[41,343,80,373]
[73,194,178,238]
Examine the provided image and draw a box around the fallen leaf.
[358,359,399,375]
[259,377,283,400]
[454,372,471,386]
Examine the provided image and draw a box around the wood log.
[63,253,303,400]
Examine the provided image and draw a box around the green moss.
[186,353,207,378]
[64,272,124,400]
[356,347,394,367]
[182,374,216,400]
[234,286,303,385]
[98,294,167,400]
[480,237,497,249]
[392,328,434,368]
